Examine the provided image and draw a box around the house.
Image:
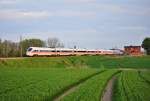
[124,46,141,55]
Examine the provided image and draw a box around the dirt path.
[52,71,104,101]
[53,86,77,101]
[101,76,117,101]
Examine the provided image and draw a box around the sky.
[0,0,150,49]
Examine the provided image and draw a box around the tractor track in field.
[117,68,150,71]
[138,71,150,86]
[101,76,117,101]
[53,85,77,101]
[52,70,105,101]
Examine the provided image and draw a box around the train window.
[77,51,86,52]
[62,51,72,52]
[27,48,32,52]
[40,50,49,52]
[33,50,38,52]
[51,50,56,52]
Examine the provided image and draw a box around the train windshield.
[27,48,32,52]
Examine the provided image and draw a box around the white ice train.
[26,47,120,57]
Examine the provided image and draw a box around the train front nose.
[26,52,32,56]
[26,48,33,56]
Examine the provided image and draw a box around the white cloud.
[0,9,95,20]
[97,4,125,13]
[64,0,96,4]
[0,10,49,20]
[49,10,95,17]
[119,26,147,31]
[97,4,150,16]
[1,0,96,5]
[0,0,18,4]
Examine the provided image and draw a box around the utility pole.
[20,36,23,57]
[5,40,8,57]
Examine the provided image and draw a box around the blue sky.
[0,0,150,49]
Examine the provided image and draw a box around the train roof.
[29,47,74,51]
[28,47,113,51]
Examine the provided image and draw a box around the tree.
[20,39,45,55]
[3,40,9,57]
[0,38,2,57]
[47,37,64,48]
[0,37,64,57]
[8,42,20,57]
[0,40,20,57]
[142,37,150,55]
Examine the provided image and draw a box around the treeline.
[0,39,20,57]
[142,37,150,55]
[0,38,64,57]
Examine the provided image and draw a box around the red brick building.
[124,46,141,55]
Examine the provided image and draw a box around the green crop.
[0,55,150,101]
[61,70,118,101]
[0,55,150,69]
[113,71,150,101]
[139,71,150,83]
[0,68,101,101]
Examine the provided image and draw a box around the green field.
[62,70,118,101]
[0,68,103,101]
[0,55,150,101]
[113,71,150,101]
[1,55,150,68]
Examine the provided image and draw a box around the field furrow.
[61,70,118,101]
[113,71,150,101]
[0,68,101,101]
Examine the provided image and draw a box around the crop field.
[1,55,150,69]
[0,55,150,101]
[113,71,150,101]
[61,70,118,101]
[0,68,102,101]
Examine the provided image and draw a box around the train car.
[111,49,125,55]
[26,47,115,56]
[26,47,74,56]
